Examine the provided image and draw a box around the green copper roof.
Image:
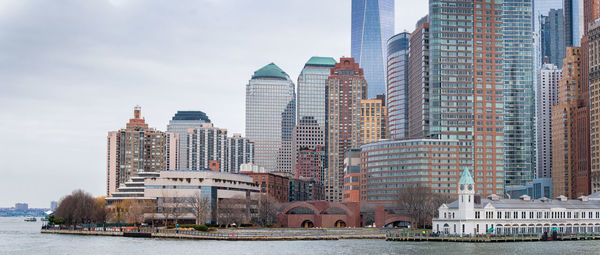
[252,63,289,80]
[305,56,337,67]
[458,167,474,185]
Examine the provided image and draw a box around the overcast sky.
[0,0,428,208]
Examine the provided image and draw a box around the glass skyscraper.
[246,63,296,173]
[351,0,394,98]
[503,0,535,187]
[386,32,410,139]
[297,56,337,128]
[564,0,584,47]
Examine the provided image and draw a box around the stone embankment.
[41,228,386,241]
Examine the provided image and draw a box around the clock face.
[468,184,473,191]
[460,184,465,191]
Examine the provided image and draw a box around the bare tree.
[54,189,106,226]
[191,191,210,225]
[396,185,434,228]
[253,194,280,227]
[160,190,172,226]
[218,195,249,227]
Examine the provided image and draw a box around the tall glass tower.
[351,0,394,98]
[386,32,410,139]
[246,63,296,173]
[564,0,584,47]
[503,0,535,187]
[166,111,211,170]
[297,56,337,128]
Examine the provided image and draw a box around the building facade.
[590,19,600,193]
[552,47,582,199]
[564,0,584,47]
[361,95,387,144]
[386,32,410,139]
[536,64,562,179]
[295,146,326,184]
[351,0,394,98]
[246,63,296,173]
[106,107,169,196]
[166,111,211,170]
[297,57,337,128]
[342,148,361,202]
[293,116,325,177]
[240,170,290,203]
[187,123,228,172]
[359,139,463,204]
[325,58,367,201]
[407,16,430,139]
[226,134,254,173]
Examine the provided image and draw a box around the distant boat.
[24,217,37,222]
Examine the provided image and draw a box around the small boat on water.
[24,217,37,222]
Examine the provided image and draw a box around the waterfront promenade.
[386,230,600,242]
[41,227,386,241]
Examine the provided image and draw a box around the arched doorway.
[335,220,346,228]
[301,220,314,228]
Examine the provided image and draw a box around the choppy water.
[2,217,600,254]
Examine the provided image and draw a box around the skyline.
[0,0,428,208]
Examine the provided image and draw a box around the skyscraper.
[106,106,170,196]
[293,116,325,179]
[536,64,562,179]
[428,0,505,196]
[325,58,367,201]
[246,63,296,173]
[386,32,410,139]
[408,16,430,139]
[227,134,254,173]
[297,57,337,128]
[351,0,394,98]
[166,111,211,170]
[503,0,535,187]
[552,47,582,198]
[540,9,566,67]
[564,0,584,47]
[187,123,228,171]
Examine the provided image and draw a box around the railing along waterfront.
[386,229,600,242]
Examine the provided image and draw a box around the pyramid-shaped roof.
[305,56,337,67]
[252,63,289,80]
[458,167,474,185]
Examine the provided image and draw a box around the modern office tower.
[106,106,168,196]
[360,95,387,143]
[325,58,367,201]
[293,116,325,178]
[165,132,179,170]
[166,111,211,170]
[564,0,584,47]
[187,123,228,171]
[503,0,535,187]
[408,16,430,139]
[360,139,463,203]
[428,0,504,196]
[540,9,566,67]
[297,57,337,128]
[552,47,582,199]
[386,32,410,139]
[589,20,600,193]
[351,0,394,98]
[342,149,361,202]
[246,63,296,173]
[536,64,562,179]
[226,134,254,173]
[533,0,563,94]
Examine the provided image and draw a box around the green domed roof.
[305,56,337,67]
[458,167,474,185]
[252,63,289,80]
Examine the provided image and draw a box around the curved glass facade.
[386,32,410,139]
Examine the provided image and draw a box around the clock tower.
[458,167,475,219]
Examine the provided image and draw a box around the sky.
[0,0,428,208]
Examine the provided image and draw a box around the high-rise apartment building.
[360,95,387,144]
[187,123,228,171]
[428,0,504,196]
[246,63,296,173]
[564,0,584,47]
[297,57,337,128]
[166,111,211,170]
[536,64,562,179]
[325,58,367,201]
[293,116,325,180]
[106,106,169,196]
[552,47,582,199]
[295,146,326,184]
[227,134,254,173]
[166,132,179,171]
[408,16,430,139]
[589,19,600,193]
[386,32,410,139]
[540,9,566,67]
[503,0,536,187]
[351,0,394,98]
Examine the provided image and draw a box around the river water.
[2,217,600,254]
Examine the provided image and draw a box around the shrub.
[176,224,208,232]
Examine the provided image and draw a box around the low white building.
[433,168,600,236]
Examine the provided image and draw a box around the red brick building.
[242,172,289,203]
[295,145,325,184]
